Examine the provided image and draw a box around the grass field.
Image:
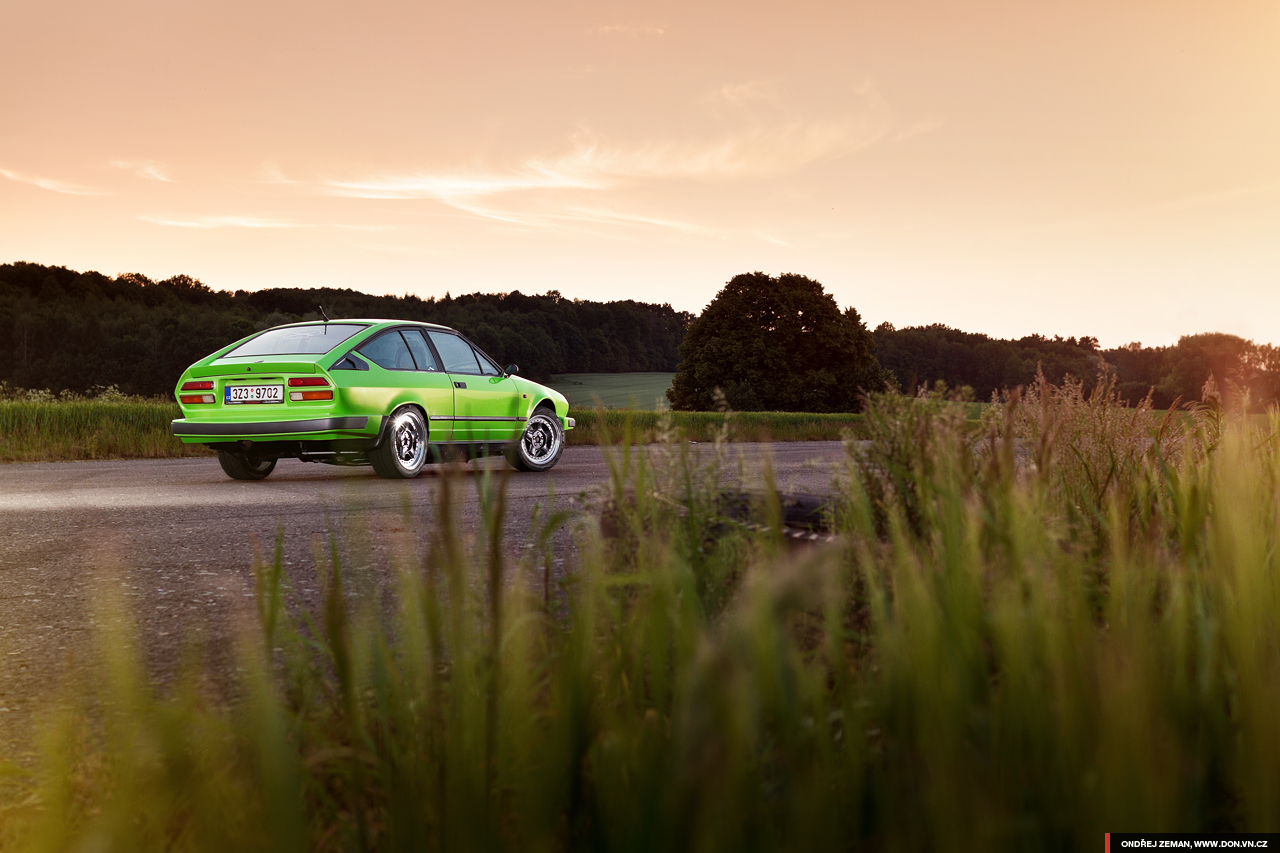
[4,380,1280,849]
[0,397,866,463]
[0,380,1211,464]
[545,372,674,409]
[0,400,209,462]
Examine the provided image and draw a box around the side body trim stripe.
[429,416,527,422]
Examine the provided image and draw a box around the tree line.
[666,271,1280,414]
[873,323,1280,410]
[5,261,1278,411]
[0,262,691,397]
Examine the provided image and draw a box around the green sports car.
[171,319,574,480]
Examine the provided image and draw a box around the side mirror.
[504,364,520,377]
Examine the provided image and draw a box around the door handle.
[454,381,467,389]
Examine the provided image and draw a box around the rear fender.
[371,398,430,447]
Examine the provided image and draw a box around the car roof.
[274,319,455,331]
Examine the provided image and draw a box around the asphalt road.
[0,442,849,758]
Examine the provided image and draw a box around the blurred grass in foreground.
[4,372,1280,850]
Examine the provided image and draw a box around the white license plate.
[224,384,284,404]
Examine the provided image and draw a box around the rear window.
[223,324,366,358]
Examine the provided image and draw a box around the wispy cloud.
[311,115,888,238]
[110,160,173,182]
[553,120,883,180]
[382,199,711,237]
[306,82,904,238]
[323,167,606,201]
[590,24,666,36]
[544,206,709,235]
[0,167,104,195]
[140,214,305,229]
[321,120,883,204]
[260,163,299,184]
[711,80,781,107]
[893,118,944,142]
[753,231,794,247]
[349,241,444,256]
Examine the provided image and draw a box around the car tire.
[217,450,277,481]
[371,406,429,478]
[505,408,565,472]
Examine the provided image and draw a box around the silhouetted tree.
[667,272,887,412]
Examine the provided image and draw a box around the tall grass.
[4,379,1280,850]
[0,401,859,463]
[0,400,206,462]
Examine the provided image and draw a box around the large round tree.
[667,272,887,412]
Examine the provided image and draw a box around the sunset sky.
[3,0,1278,347]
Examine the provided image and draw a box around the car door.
[356,329,455,442]
[425,330,522,442]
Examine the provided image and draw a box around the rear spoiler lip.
[189,361,320,378]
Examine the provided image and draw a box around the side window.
[330,353,369,371]
[474,347,500,376]
[427,331,481,374]
[358,331,416,371]
[401,329,440,371]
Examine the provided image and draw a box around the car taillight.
[180,394,215,404]
[181,381,214,391]
[290,390,334,402]
[288,377,332,401]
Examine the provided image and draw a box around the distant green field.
[546,372,675,410]
[566,408,863,444]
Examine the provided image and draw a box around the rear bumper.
[172,416,372,438]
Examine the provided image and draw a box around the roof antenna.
[319,305,330,323]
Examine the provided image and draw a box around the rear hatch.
[181,357,336,414]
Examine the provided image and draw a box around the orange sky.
[3,0,1278,347]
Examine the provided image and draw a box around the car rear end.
[171,324,383,463]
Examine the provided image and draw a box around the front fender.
[512,377,571,427]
